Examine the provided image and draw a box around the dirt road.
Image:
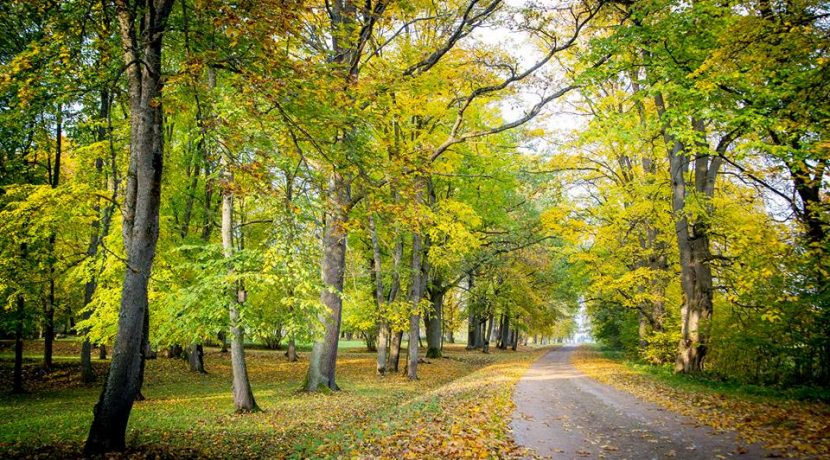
[511,347,767,459]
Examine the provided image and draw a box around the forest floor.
[512,346,830,459]
[0,339,544,459]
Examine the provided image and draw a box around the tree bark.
[306,173,349,391]
[389,331,403,372]
[655,93,723,373]
[188,344,206,373]
[43,107,62,372]
[222,160,258,413]
[425,285,444,358]
[498,314,510,350]
[407,232,424,380]
[13,294,25,394]
[84,2,174,455]
[369,216,390,374]
[482,314,494,353]
[286,338,297,362]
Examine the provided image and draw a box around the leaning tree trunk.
[84,2,173,455]
[306,174,349,391]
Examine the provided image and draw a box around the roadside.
[572,347,830,459]
[512,347,765,459]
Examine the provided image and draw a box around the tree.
[84,0,175,454]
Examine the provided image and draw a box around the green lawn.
[0,340,541,459]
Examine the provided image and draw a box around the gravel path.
[511,347,768,459]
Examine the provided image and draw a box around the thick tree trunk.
[13,294,25,394]
[84,2,173,454]
[425,286,444,358]
[474,317,485,349]
[407,233,424,380]
[306,174,349,391]
[389,331,403,372]
[188,344,206,373]
[98,345,107,360]
[466,313,478,350]
[654,94,722,374]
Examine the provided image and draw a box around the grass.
[0,339,545,459]
[594,345,830,402]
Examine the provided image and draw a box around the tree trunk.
[43,295,54,371]
[389,331,403,372]
[12,294,25,394]
[498,315,509,350]
[305,173,349,391]
[43,107,62,372]
[222,163,258,412]
[638,310,649,351]
[466,313,478,350]
[81,88,116,384]
[229,300,257,412]
[369,216,389,374]
[218,331,227,353]
[654,94,721,374]
[84,2,173,454]
[168,344,183,359]
[407,232,424,380]
[482,314,494,354]
[188,344,206,373]
[287,338,297,362]
[474,317,485,349]
[134,307,151,402]
[511,329,518,351]
[98,345,107,360]
[425,286,444,358]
